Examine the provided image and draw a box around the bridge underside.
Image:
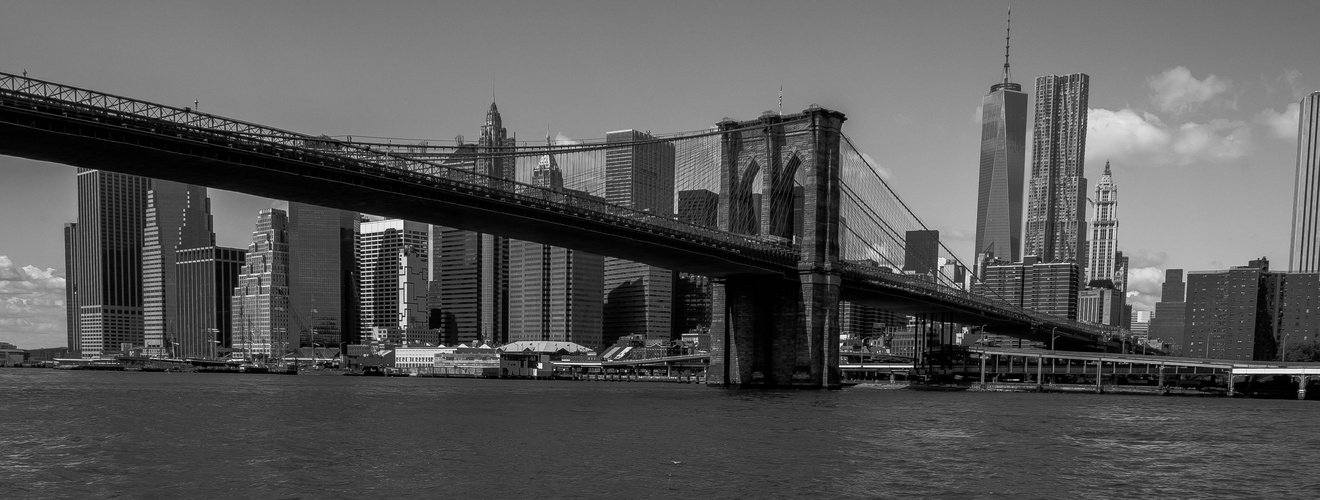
[0,116,788,278]
[839,283,1122,352]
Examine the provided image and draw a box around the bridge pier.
[706,274,841,388]
[707,107,846,389]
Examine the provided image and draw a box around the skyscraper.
[1150,269,1186,352]
[64,169,151,356]
[508,136,604,347]
[288,202,359,347]
[602,129,677,346]
[142,181,213,356]
[1288,91,1320,272]
[1024,73,1090,263]
[231,208,290,357]
[175,246,245,357]
[903,230,940,275]
[358,219,429,334]
[974,22,1027,263]
[1085,162,1118,285]
[433,103,515,344]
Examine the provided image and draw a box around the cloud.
[1257,102,1300,140]
[1087,108,1252,166]
[1124,249,1168,269]
[552,132,581,146]
[1087,108,1171,163]
[861,153,893,180]
[972,105,984,125]
[1171,119,1253,164]
[1282,69,1306,100]
[0,255,67,349]
[1148,66,1231,115]
[1126,266,1165,311]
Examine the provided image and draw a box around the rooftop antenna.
[1003,8,1012,85]
[779,84,783,115]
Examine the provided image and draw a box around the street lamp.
[1051,327,1060,351]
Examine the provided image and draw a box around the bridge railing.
[0,71,799,263]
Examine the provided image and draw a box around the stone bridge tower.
[709,107,846,388]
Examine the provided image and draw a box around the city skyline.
[2,1,1319,347]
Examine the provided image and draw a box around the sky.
[1,0,1316,348]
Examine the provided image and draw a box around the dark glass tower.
[1024,73,1090,263]
[974,20,1027,263]
[1289,91,1320,272]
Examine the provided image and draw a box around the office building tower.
[1086,162,1118,285]
[142,181,213,356]
[1024,73,1090,263]
[603,129,677,346]
[358,219,429,333]
[677,189,719,228]
[1078,287,1124,327]
[903,230,940,275]
[1113,251,1130,294]
[288,202,359,347]
[1289,91,1320,272]
[1161,269,1186,302]
[675,189,720,336]
[64,169,151,356]
[63,223,78,352]
[974,23,1028,263]
[175,246,245,357]
[508,138,605,347]
[1149,268,1187,349]
[1130,310,1151,338]
[231,209,290,357]
[508,242,604,346]
[432,104,515,344]
[974,256,1080,320]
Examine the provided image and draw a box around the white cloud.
[1087,108,1171,163]
[1087,108,1252,166]
[1126,266,1165,311]
[1257,102,1300,140]
[552,132,581,146]
[1171,119,1253,164]
[0,255,66,348]
[1125,249,1168,269]
[1282,69,1306,100]
[861,153,893,180]
[1148,66,1231,115]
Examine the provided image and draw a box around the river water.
[1,369,1316,499]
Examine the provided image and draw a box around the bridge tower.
[709,107,846,388]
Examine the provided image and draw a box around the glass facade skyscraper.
[64,169,151,356]
[602,129,677,347]
[288,202,359,347]
[142,181,213,356]
[974,70,1027,263]
[1025,73,1090,264]
[1288,91,1320,272]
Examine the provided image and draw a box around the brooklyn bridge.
[0,71,1135,388]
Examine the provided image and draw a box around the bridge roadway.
[0,71,1123,350]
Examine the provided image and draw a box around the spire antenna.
[1003,8,1012,85]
